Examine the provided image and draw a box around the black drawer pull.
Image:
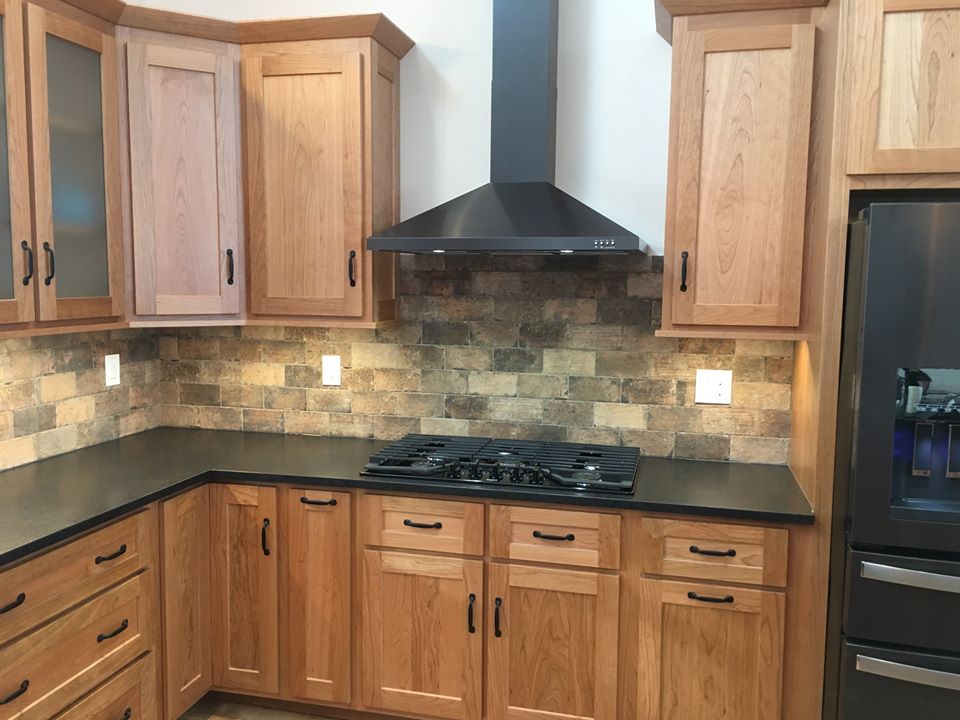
[404,519,442,530]
[0,680,28,706]
[0,592,25,615]
[687,591,734,604]
[494,597,503,638]
[689,545,736,558]
[262,518,270,556]
[20,241,33,285]
[467,593,476,634]
[42,242,55,285]
[348,250,357,287]
[226,248,235,285]
[679,250,689,292]
[300,496,337,506]
[97,618,129,643]
[532,530,575,542]
[122,708,132,720]
[95,543,127,565]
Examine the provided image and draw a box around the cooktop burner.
[363,434,639,494]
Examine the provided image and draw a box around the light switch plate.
[321,355,341,386]
[695,368,732,405]
[104,354,121,387]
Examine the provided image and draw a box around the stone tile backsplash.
[0,255,794,472]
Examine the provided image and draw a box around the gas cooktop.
[362,434,639,494]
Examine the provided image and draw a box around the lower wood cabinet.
[55,652,160,720]
[637,578,785,720]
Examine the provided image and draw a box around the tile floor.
[182,698,334,720]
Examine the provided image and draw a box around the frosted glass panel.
[0,17,14,301]
[46,34,108,298]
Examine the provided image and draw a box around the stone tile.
[161,404,200,428]
[568,376,621,403]
[396,393,444,418]
[446,346,493,371]
[219,338,261,362]
[488,397,543,423]
[732,356,765,383]
[470,322,519,347]
[0,379,37,411]
[518,322,567,348]
[306,389,353,413]
[493,348,542,373]
[471,272,521,296]
[756,410,792,438]
[735,340,794,357]
[621,429,677,457]
[221,384,264,409]
[179,383,221,406]
[594,403,646,430]
[261,341,306,364]
[243,409,284,433]
[732,382,792,411]
[376,322,421,345]
[626,272,663,299]
[343,368,375,392]
[730,436,790,464]
[374,415,422,440]
[53,346,94,373]
[373,369,421,392]
[158,336,179,360]
[543,299,597,323]
[199,406,243,431]
[179,337,221,360]
[420,417,470,436]
[621,379,677,405]
[675,433,731,461]
[0,436,35,471]
[646,406,703,433]
[596,351,647,378]
[517,374,566,399]
[352,343,399,369]
[542,349,595,376]
[700,407,757,435]
[422,321,470,346]
[95,388,129,418]
[240,363,285,386]
[561,325,623,351]
[285,365,323,389]
[328,413,374,438]
[543,400,594,426]
[445,395,491,420]
[421,369,469,394]
[39,372,77,403]
[283,410,330,436]
[679,338,736,355]
[566,426,621,446]
[352,392,398,416]
[264,386,307,411]
[468,372,518,397]
[597,298,652,326]
[399,344,445,369]
[468,420,566,442]
[34,425,80,459]
[764,357,794,384]
[304,342,352,368]
[13,404,56,437]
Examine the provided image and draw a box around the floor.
[183,698,334,720]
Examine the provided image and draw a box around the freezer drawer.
[841,641,960,718]
[845,549,960,654]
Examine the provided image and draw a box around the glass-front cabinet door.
[0,0,34,325]
[26,5,122,322]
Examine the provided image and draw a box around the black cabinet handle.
[0,592,25,615]
[95,544,127,565]
[20,242,33,285]
[348,250,357,287]
[42,242,55,286]
[687,591,734,604]
[467,593,476,634]
[122,708,132,720]
[261,518,270,556]
[0,680,28,706]
[403,519,442,530]
[532,530,575,542]
[689,545,736,558]
[97,618,129,643]
[494,597,503,638]
[300,496,337,506]
[226,248,235,285]
[679,250,689,292]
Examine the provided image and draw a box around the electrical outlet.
[695,368,732,405]
[321,355,341,386]
[104,354,121,387]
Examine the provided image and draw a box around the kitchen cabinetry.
[660,19,815,335]
[210,483,279,695]
[123,31,242,319]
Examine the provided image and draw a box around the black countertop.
[0,428,814,567]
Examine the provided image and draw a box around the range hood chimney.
[367,0,648,255]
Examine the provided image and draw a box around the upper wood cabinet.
[661,19,815,334]
[242,39,400,325]
[849,0,960,174]
[26,5,124,323]
[123,32,242,319]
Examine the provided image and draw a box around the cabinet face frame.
[126,40,241,317]
[25,5,124,322]
[664,21,814,329]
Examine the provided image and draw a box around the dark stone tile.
[675,433,730,461]
[264,386,307,411]
[445,395,492,420]
[764,357,794,384]
[13,404,56,437]
[285,365,323,389]
[470,322,518,347]
[179,383,221,406]
[597,298,652,326]
[518,322,567,348]
[54,346,94,373]
[493,348,543,373]
[621,379,677,405]
[568,376,621,403]
[679,338,737,355]
[422,321,471,346]
[542,400,594,426]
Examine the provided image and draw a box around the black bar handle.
[20,242,33,286]
[403,519,442,530]
[95,543,127,565]
[300,496,337,506]
[261,518,270,556]
[532,530,575,542]
[348,250,357,287]
[226,248,235,285]
[687,591,734,604]
[122,708,132,720]
[0,680,28,706]
[689,545,736,558]
[42,242,55,286]
[680,251,689,292]
[97,618,129,643]
[0,592,25,615]
[467,593,476,634]
[494,597,503,638]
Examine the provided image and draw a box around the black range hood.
[367,0,648,256]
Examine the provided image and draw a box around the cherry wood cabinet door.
[26,5,123,322]
[159,485,212,720]
[361,550,483,720]
[126,40,241,316]
[487,563,619,720]
[210,483,279,695]
[243,50,364,317]
[664,21,814,329]
[637,578,785,720]
[282,488,352,705]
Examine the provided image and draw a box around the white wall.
[135,0,671,251]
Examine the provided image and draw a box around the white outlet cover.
[695,368,733,405]
[321,355,341,386]
[104,354,121,387]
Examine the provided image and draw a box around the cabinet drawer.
[361,495,484,555]
[55,653,159,720]
[0,572,152,720]
[0,511,152,646]
[640,518,788,587]
[489,505,621,569]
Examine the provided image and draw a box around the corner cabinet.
[660,19,815,336]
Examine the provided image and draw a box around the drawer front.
[489,505,621,569]
[0,511,152,646]
[55,653,159,720]
[0,572,152,720]
[361,495,484,555]
[640,517,788,587]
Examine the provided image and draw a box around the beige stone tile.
[730,436,790,464]
[396,393,444,418]
[517,374,566,399]
[283,410,330,435]
[468,372,518,397]
[373,369,421,392]
[39,372,77,403]
[34,425,79,459]
[352,343,399,369]
[594,403,646,430]
[445,346,493,372]
[0,435,35,470]
[240,363,285,386]
[306,389,353,413]
[542,349,596,376]
[420,417,470,436]
[0,379,37,411]
[56,396,96,426]
[621,429,676,457]
[732,382,792,411]
[243,408,284,433]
